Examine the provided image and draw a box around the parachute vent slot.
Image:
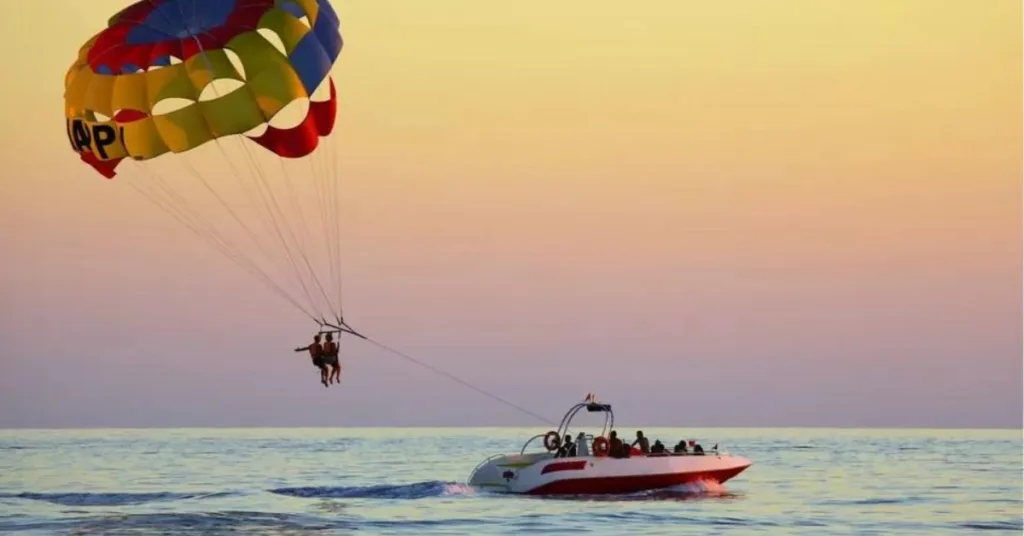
[198,79,246,102]
[152,97,193,116]
[223,49,247,80]
[268,98,310,130]
[257,29,288,56]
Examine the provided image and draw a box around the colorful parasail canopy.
[64,0,343,178]
[63,0,352,328]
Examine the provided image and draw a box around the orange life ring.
[592,436,610,457]
[543,431,561,451]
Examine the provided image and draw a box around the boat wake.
[270,481,475,500]
[1,479,731,511]
[1,482,475,507]
[0,484,478,534]
[0,481,738,533]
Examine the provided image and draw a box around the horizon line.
[2,424,1020,432]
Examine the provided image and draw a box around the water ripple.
[1,427,1020,535]
[0,491,238,507]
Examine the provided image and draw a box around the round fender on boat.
[543,431,561,451]
[592,436,610,456]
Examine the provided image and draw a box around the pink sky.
[0,0,1020,428]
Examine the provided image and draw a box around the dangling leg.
[312,358,325,386]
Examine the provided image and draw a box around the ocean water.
[0,427,1020,535]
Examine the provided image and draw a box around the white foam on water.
[440,483,476,496]
[665,478,730,496]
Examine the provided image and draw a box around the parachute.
[64,0,354,332]
[59,0,562,416]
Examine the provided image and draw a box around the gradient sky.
[0,1,1020,428]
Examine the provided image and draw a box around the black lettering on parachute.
[66,118,125,160]
[92,124,117,159]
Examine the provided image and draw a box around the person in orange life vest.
[322,332,341,385]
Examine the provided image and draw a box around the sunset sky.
[0,0,1020,428]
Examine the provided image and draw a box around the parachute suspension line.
[189,25,337,319]
[184,9,344,324]
[130,20,297,282]
[191,144,321,316]
[358,335,556,427]
[308,135,342,324]
[175,154,292,286]
[303,136,341,323]
[120,8,342,325]
[124,25,328,320]
[187,31,335,319]
[131,181,316,323]
[123,161,320,322]
[222,136,326,316]
[303,132,344,325]
[302,112,344,324]
[233,136,337,318]
[318,150,340,322]
[164,100,324,318]
[327,127,346,324]
[266,147,339,318]
[322,139,345,325]
[127,162,247,268]
[273,147,314,253]
[183,41,312,300]
[126,161,318,322]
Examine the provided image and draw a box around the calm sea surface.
[0,427,1020,534]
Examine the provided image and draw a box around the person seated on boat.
[632,430,650,454]
[555,434,576,458]
[575,432,589,456]
[673,440,688,454]
[650,439,666,454]
[294,334,328,387]
[609,430,624,458]
[693,441,705,455]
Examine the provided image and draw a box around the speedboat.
[467,396,752,495]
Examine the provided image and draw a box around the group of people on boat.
[554,429,706,458]
[294,332,342,387]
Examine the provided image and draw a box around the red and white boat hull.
[468,452,752,495]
